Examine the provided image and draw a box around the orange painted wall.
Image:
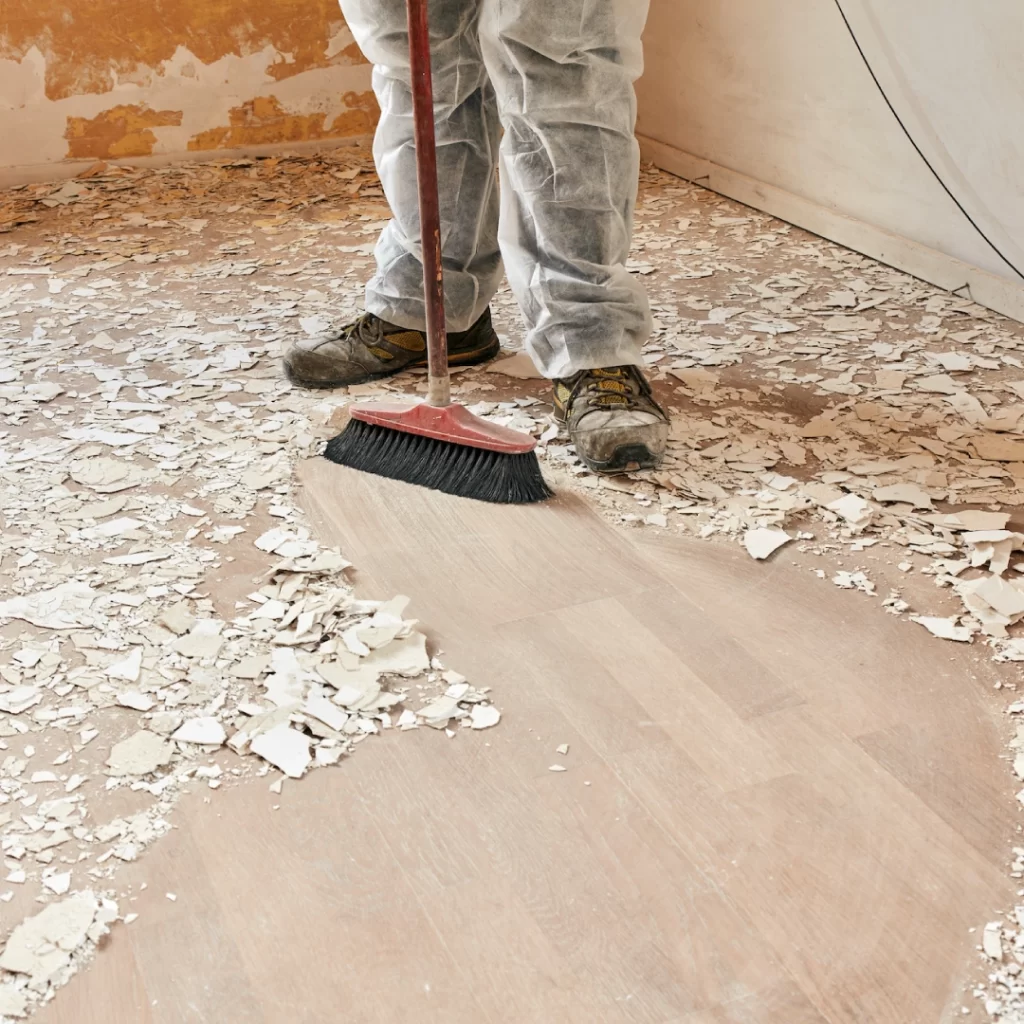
[0,0,377,174]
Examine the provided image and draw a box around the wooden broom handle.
[407,0,450,408]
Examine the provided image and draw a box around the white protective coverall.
[339,0,653,379]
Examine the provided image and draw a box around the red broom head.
[348,400,538,453]
[324,400,551,504]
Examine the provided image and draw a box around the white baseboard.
[638,134,1024,325]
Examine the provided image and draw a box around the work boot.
[553,365,669,473]
[284,308,500,389]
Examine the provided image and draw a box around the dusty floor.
[1,145,1024,1019]
[31,467,1016,1024]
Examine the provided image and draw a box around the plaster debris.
[250,726,312,779]
[301,695,348,733]
[743,528,792,561]
[159,603,196,636]
[911,616,975,643]
[116,691,153,712]
[832,571,876,595]
[826,494,875,530]
[984,921,1005,961]
[68,457,140,492]
[171,718,227,746]
[973,436,1024,462]
[417,696,461,728]
[105,732,175,776]
[0,688,42,715]
[6,143,1024,1019]
[172,620,225,660]
[0,985,27,1018]
[107,649,143,684]
[485,351,544,379]
[872,484,934,509]
[0,893,115,994]
[469,704,501,730]
[0,584,99,631]
[41,873,71,897]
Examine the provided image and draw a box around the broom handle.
[407,0,450,408]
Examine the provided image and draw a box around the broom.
[324,0,551,505]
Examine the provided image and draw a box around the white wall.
[636,0,1024,321]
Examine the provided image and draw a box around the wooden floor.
[40,465,1015,1024]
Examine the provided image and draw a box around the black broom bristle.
[324,418,553,504]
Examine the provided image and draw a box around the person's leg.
[342,0,502,332]
[285,0,505,388]
[478,0,652,379]
[478,0,666,473]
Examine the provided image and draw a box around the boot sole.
[578,443,663,474]
[284,335,501,390]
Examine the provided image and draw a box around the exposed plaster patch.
[0,32,372,171]
[65,104,184,159]
[0,0,366,100]
[188,91,378,151]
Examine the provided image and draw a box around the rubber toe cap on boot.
[283,336,375,389]
[572,409,669,473]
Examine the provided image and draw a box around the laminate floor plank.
[35,465,1015,1023]
[669,981,830,1023]
[300,467,665,628]
[856,720,1011,864]
[504,595,798,789]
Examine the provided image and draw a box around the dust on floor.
[1,145,1024,1018]
[0,149,499,1019]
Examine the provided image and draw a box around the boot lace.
[344,312,384,344]
[574,366,644,410]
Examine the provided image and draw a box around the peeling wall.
[0,0,376,176]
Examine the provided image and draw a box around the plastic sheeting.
[340,0,653,377]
